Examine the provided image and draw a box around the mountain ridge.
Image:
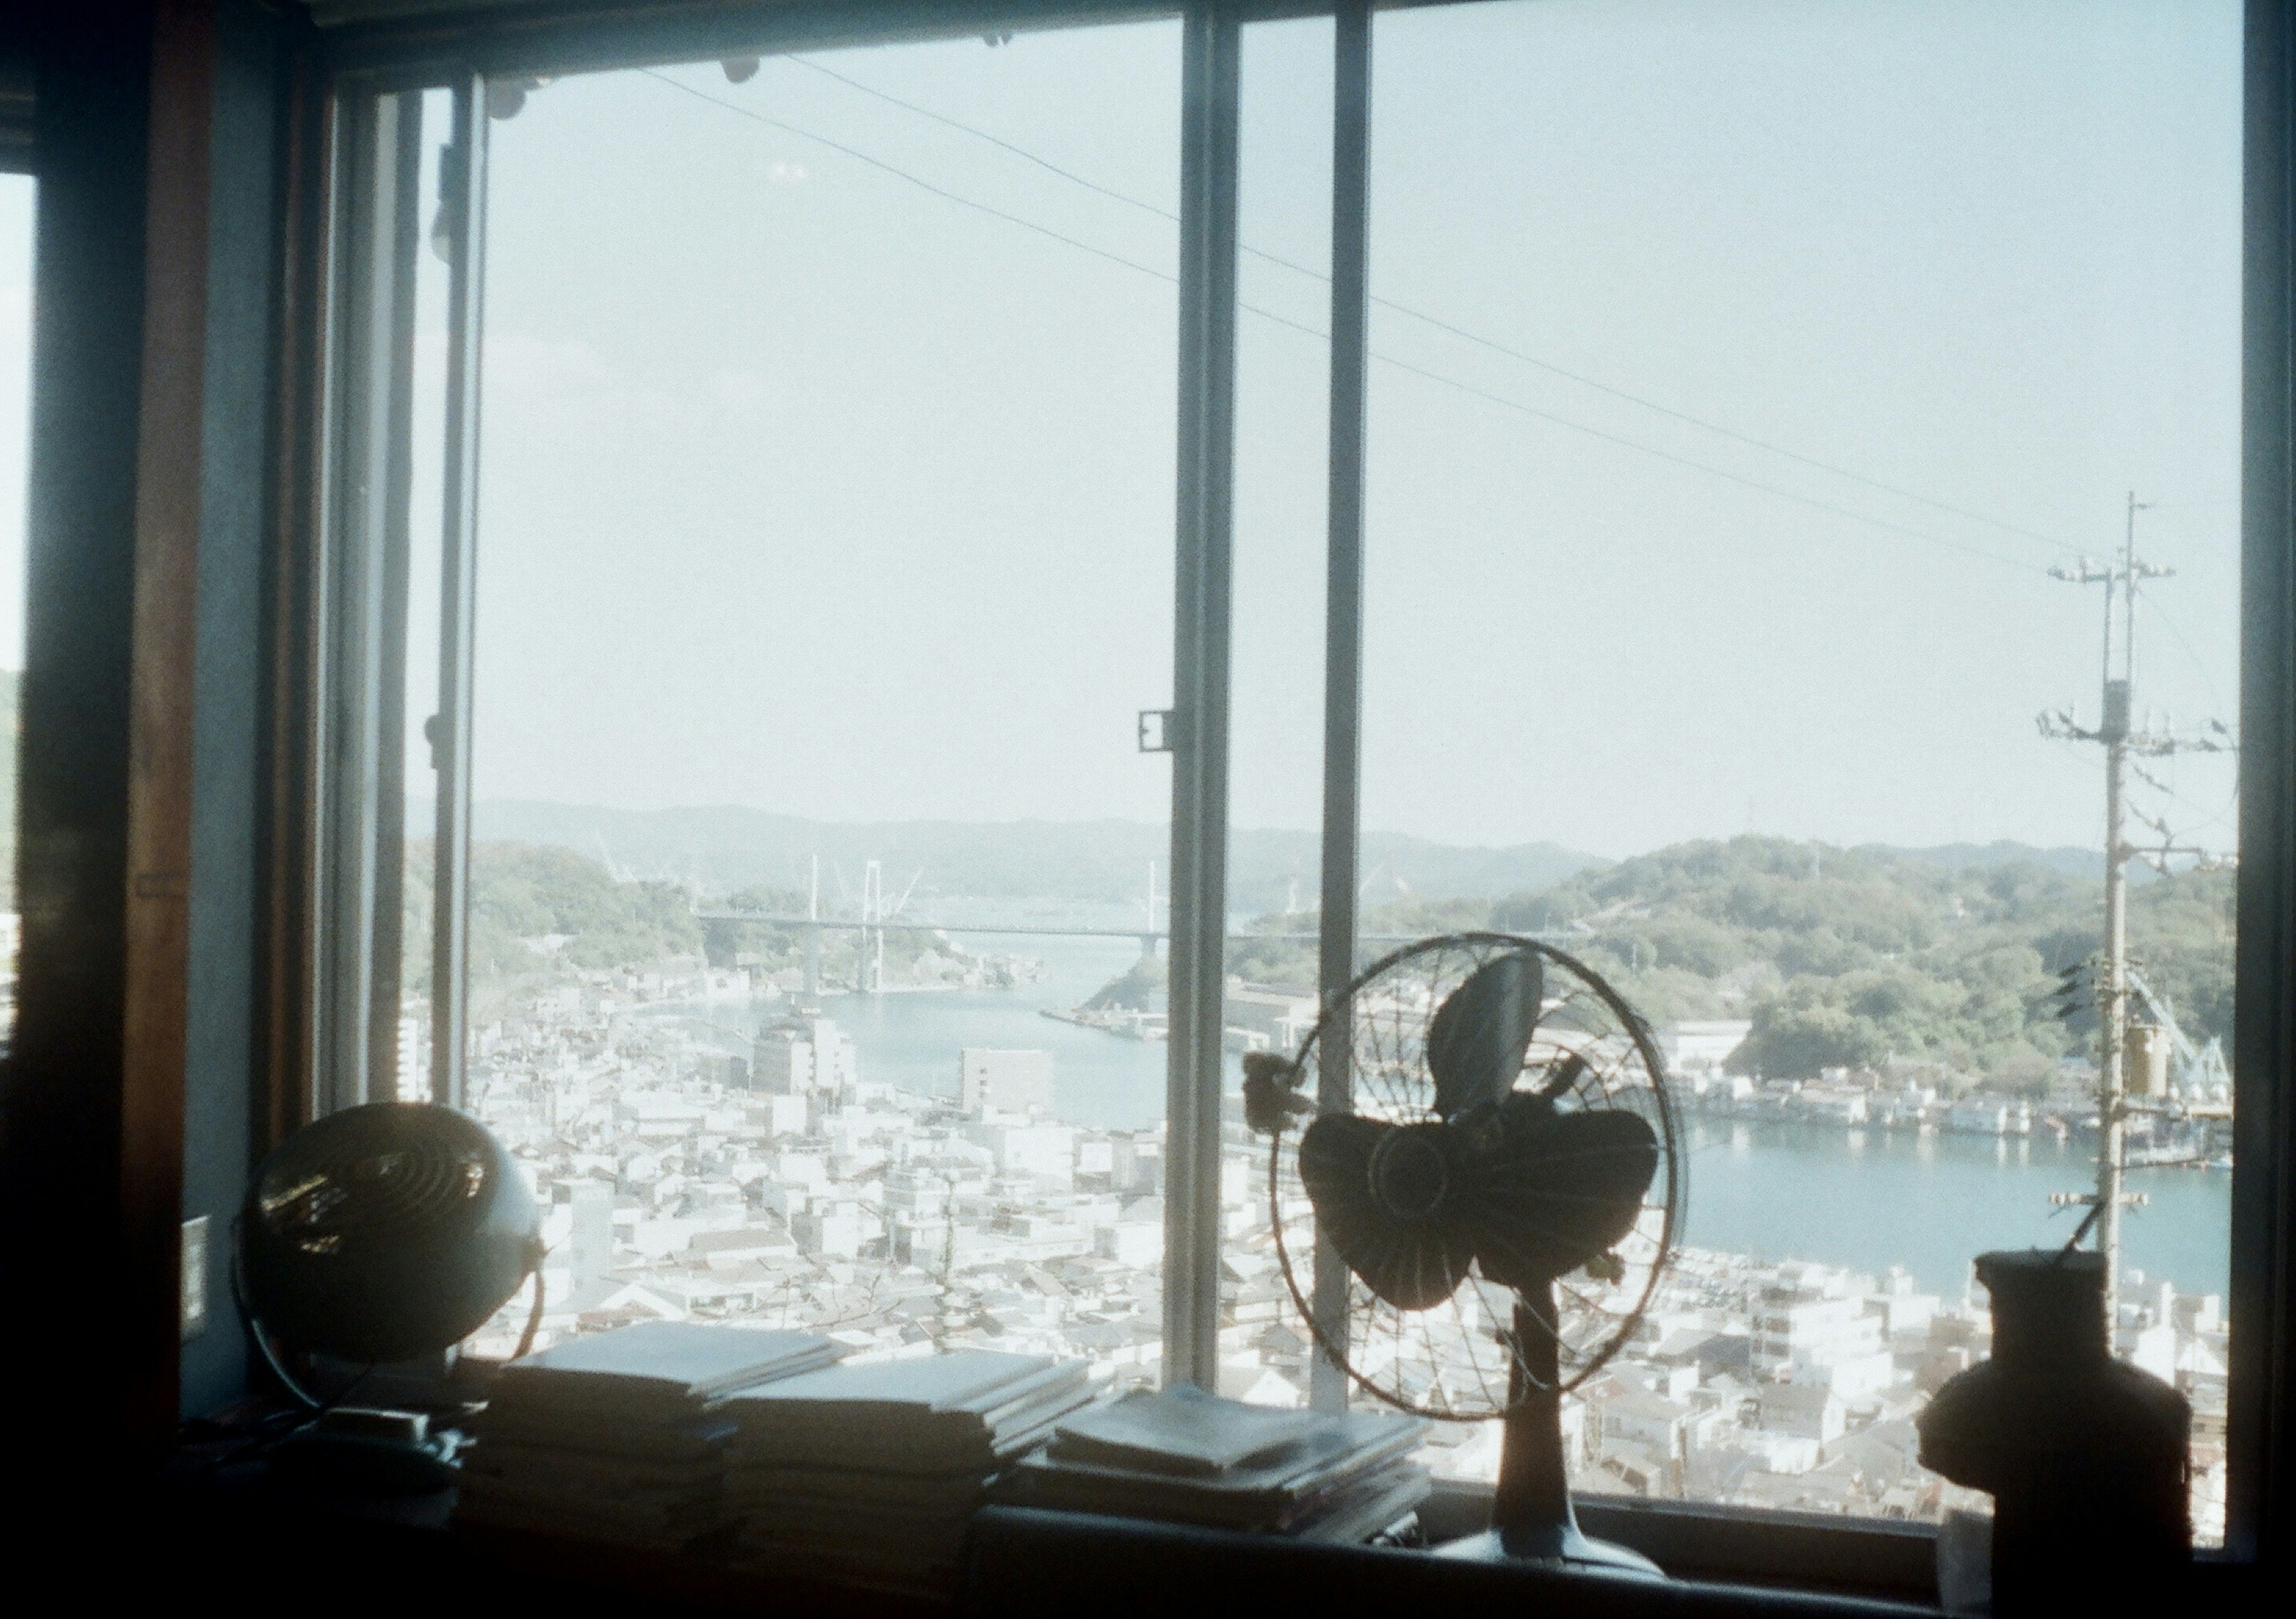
[441,798,2120,913]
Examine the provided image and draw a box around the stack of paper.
[454,1321,842,1551]
[996,1383,1431,1543]
[723,1350,1094,1594]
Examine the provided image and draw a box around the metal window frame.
[1309,0,1372,1414]
[310,84,422,1118]
[429,74,490,1110]
[2230,0,2296,1566]
[281,0,2296,1591]
[1163,0,1243,1391]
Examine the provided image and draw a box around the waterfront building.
[1751,1279,1894,1399]
[1658,1020,1753,1074]
[752,1014,858,1097]
[1223,983,1320,1054]
[445,956,2230,1539]
[960,1047,1057,1117]
[966,1119,1078,1188]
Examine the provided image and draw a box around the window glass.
[457,27,1183,1376]
[1338,0,2239,1539]
[0,176,31,1053]
[1218,14,1334,1407]
[400,86,454,1103]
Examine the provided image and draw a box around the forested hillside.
[1235,837,2233,1091]
[400,841,929,1013]
[399,833,2231,1095]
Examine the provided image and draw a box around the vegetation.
[1228,837,2232,1090]
[387,832,2231,1091]
[401,844,962,1012]
[401,841,707,1005]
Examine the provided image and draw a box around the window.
[1339,0,2239,1541]
[320,25,1188,1373]
[304,0,2260,1577]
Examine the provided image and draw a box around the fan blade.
[1427,950,1545,1119]
[1299,1114,1476,1313]
[1467,1107,1659,1293]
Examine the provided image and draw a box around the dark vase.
[1917,1249,2190,1614]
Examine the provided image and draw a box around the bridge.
[691,905,1568,999]
[690,910,1431,944]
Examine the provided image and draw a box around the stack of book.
[996,1383,1431,1544]
[455,1321,842,1552]
[722,1349,1094,1594]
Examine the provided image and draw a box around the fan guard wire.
[1266,932,1682,1421]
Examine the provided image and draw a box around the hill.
[394,827,2228,1091]
[1509,837,2230,1087]
[452,799,1607,917]
[1234,836,2230,1091]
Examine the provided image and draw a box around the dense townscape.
[442,959,2232,1544]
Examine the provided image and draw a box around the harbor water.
[720,933,2233,1303]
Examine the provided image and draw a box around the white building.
[1752,1282,1891,1398]
[967,1119,1077,1190]
[1223,984,1318,1054]
[1659,1020,1752,1074]
[960,1048,1057,1117]
[752,1014,857,1097]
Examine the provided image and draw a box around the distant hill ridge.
[445,798,2112,911]
[452,798,1599,915]
[410,810,2228,1083]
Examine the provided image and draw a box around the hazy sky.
[0,2,2246,860]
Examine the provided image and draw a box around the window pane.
[399,86,455,1104]
[0,175,30,1051]
[459,28,1182,1379]
[1342,0,2238,1541]
[1219,13,1333,1410]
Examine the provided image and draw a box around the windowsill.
[1418,1480,1940,1605]
[160,1425,2261,1617]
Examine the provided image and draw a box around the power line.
[1238,301,2047,574]
[640,68,2047,575]
[780,53,2084,559]
[640,70,1179,286]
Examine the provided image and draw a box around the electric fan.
[237,1101,542,1488]
[1246,933,1681,1571]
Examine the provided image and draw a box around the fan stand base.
[1434,1522,1662,1576]
[1442,1291,1665,1578]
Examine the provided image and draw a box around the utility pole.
[2039,492,2230,1333]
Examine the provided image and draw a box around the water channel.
[698,932,2232,1302]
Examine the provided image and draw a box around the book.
[1009,1405,1429,1525]
[994,1386,1433,1541]
[490,1322,841,1411]
[455,1324,842,1553]
[1046,1383,1327,1476]
[723,1350,1092,1473]
[471,1411,738,1462]
[1283,1462,1430,1544]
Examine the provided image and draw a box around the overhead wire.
[638,67,2048,575]
[783,52,2085,560]
[793,51,2244,686]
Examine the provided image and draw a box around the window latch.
[1138,709,1176,754]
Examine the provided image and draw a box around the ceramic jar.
[1917,1249,2190,1614]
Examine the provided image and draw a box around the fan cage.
[1267,932,1684,1422]
[256,1105,496,1256]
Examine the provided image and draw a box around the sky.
[0,1,2246,861]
